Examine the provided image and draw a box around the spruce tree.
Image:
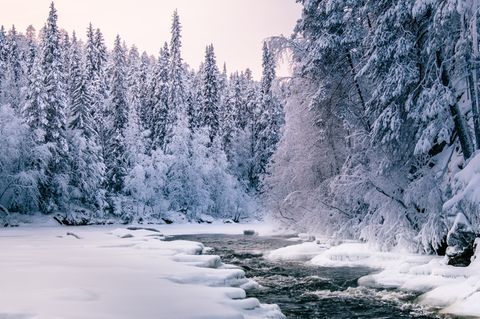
[0,26,7,102]
[139,51,153,133]
[151,42,170,150]
[23,56,46,143]
[187,64,203,131]
[38,2,70,212]
[106,35,129,194]
[68,32,105,213]
[2,25,23,111]
[253,42,283,190]
[85,23,96,81]
[167,10,187,145]
[69,32,93,137]
[24,25,37,76]
[200,44,220,142]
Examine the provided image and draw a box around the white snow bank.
[444,152,480,211]
[310,242,433,269]
[298,240,480,317]
[267,242,329,261]
[359,256,480,318]
[0,226,284,319]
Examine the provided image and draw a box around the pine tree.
[106,35,129,194]
[68,32,105,213]
[94,28,108,72]
[38,2,70,213]
[139,51,153,133]
[69,33,94,137]
[85,23,96,81]
[60,31,71,90]
[187,64,203,131]
[85,24,108,118]
[221,72,241,158]
[151,42,170,150]
[126,48,151,137]
[167,10,187,145]
[1,26,23,111]
[23,55,46,143]
[85,25,110,176]
[253,42,283,190]
[200,44,220,142]
[0,26,7,102]
[24,25,37,76]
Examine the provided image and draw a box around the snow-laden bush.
[0,105,49,216]
[124,149,170,220]
[123,126,255,222]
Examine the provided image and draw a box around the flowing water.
[167,234,454,319]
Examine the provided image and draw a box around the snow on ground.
[0,224,284,319]
[268,238,480,318]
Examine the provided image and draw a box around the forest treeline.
[0,3,284,224]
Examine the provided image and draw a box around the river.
[167,233,455,319]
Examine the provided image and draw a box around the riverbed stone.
[446,213,476,267]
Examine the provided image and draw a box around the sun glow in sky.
[0,0,301,79]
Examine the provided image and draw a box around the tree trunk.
[436,50,475,160]
[450,94,474,160]
[346,50,371,132]
[468,3,480,148]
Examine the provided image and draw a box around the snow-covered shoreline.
[0,223,284,319]
[267,238,480,318]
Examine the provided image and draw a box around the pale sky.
[0,0,301,79]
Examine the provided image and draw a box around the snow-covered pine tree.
[85,24,108,118]
[199,44,220,142]
[67,32,106,214]
[220,72,241,159]
[38,2,70,213]
[85,23,96,81]
[0,26,7,104]
[23,51,45,142]
[253,42,283,190]
[85,25,110,183]
[2,25,23,111]
[105,35,129,195]
[94,28,108,73]
[187,64,203,131]
[167,10,187,145]
[24,25,37,76]
[60,31,71,94]
[138,51,154,138]
[65,32,80,115]
[126,45,142,121]
[68,33,93,137]
[151,42,170,151]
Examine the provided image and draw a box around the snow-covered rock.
[162,211,188,224]
[267,242,328,261]
[197,213,215,224]
[446,213,476,266]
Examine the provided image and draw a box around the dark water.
[167,234,453,319]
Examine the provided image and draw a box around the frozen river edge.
[268,239,480,318]
[0,223,285,319]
